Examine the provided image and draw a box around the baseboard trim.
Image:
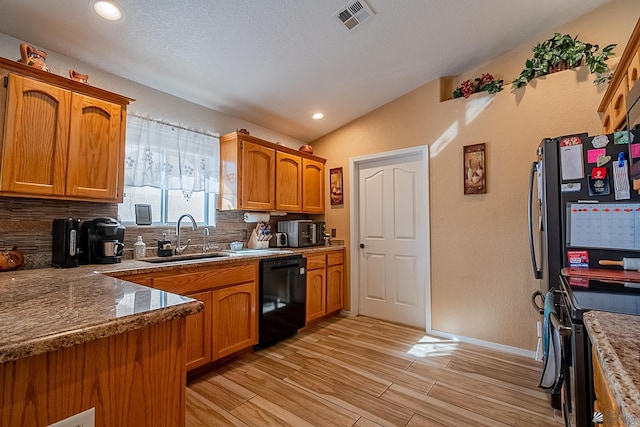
[428,329,537,359]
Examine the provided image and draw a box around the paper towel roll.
[243,212,270,223]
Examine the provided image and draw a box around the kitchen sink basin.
[142,252,229,263]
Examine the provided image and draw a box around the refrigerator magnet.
[614,131,633,145]
[560,144,584,180]
[561,182,581,192]
[596,154,612,167]
[567,250,589,268]
[588,172,610,196]
[592,167,606,179]
[587,148,606,163]
[591,134,609,148]
[613,157,631,200]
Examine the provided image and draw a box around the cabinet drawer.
[327,251,344,266]
[306,254,326,270]
[153,263,257,294]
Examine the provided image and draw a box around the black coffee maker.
[52,218,81,268]
[80,217,126,264]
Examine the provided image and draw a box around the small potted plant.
[453,73,504,98]
[512,33,616,88]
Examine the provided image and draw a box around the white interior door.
[355,148,429,328]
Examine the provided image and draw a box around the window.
[118,115,219,225]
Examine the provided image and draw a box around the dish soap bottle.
[134,236,146,260]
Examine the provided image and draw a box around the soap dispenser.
[133,236,146,260]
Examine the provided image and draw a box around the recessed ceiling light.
[312,113,324,120]
[93,0,123,22]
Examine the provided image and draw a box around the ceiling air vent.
[334,0,375,31]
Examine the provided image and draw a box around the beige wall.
[312,0,640,351]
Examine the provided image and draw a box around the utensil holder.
[247,229,270,249]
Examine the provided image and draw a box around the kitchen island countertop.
[584,311,640,426]
[0,265,202,364]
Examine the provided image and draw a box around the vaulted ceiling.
[0,0,611,141]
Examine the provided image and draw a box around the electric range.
[558,274,640,426]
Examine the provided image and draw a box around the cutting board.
[562,268,640,282]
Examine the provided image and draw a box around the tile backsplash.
[0,198,117,269]
[0,197,316,269]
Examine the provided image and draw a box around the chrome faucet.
[175,213,198,255]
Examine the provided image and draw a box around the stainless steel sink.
[142,252,229,263]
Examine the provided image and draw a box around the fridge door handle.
[529,161,543,280]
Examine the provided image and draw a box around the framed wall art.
[330,167,344,205]
[463,143,486,194]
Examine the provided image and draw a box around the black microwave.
[277,220,325,247]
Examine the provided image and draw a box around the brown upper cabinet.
[275,150,303,211]
[599,18,640,133]
[302,157,325,213]
[0,57,132,202]
[220,131,326,213]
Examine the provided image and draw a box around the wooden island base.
[0,317,186,427]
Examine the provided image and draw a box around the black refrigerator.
[528,128,640,426]
[529,128,640,293]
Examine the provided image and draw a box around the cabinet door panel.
[276,151,302,212]
[326,264,344,314]
[2,74,70,195]
[306,268,326,323]
[66,94,122,201]
[240,140,275,210]
[302,158,325,213]
[212,282,257,360]
[185,291,212,371]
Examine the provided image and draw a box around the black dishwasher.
[255,255,307,349]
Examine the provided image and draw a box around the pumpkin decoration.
[0,246,25,271]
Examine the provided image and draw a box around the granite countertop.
[0,266,202,364]
[0,244,346,364]
[584,311,640,426]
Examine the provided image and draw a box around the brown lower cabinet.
[184,290,212,371]
[305,249,344,324]
[211,282,257,360]
[0,318,186,427]
[118,261,258,371]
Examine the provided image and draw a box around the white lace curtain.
[124,114,219,197]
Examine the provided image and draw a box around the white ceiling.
[0,0,611,142]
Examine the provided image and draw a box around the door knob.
[359,243,366,249]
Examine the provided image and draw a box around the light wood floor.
[186,315,563,427]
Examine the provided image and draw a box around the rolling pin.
[599,258,640,270]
